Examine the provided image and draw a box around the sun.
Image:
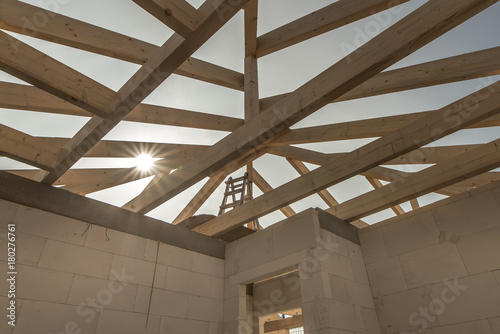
[135,154,154,171]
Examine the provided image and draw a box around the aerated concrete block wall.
[358,180,500,334]
[0,199,225,334]
[224,208,378,334]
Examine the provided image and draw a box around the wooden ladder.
[218,172,262,230]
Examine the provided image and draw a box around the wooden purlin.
[251,169,296,218]
[365,177,406,216]
[192,79,500,236]
[124,0,495,214]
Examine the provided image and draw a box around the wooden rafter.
[0,31,115,118]
[287,159,339,207]
[0,82,243,131]
[172,171,229,225]
[132,0,198,38]
[192,79,500,236]
[124,0,492,214]
[0,0,244,91]
[260,46,500,111]
[365,177,405,216]
[0,124,59,170]
[33,0,249,185]
[256,0,409,57]
[271,111,500,146]
[251,169,296,218]
[328,139,500,221]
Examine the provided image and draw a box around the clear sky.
[1,0,499,227]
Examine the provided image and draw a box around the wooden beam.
[328,139,500,221]
[256,0,409,57]
[172,171,229,224]
[264,315,304,333]
[272,111,500,146]
[0,31,115,118]
[124,0,492,214]
[0,0,244,91]
[365,177,405,215]
[410,198,420,210]
[244,0,259,121]
[132,0,197,38]
[287,159,339,207]
[0,82,243,131]
[0,124,59,170]
[35,0,249,185]
[192,79,500,236]
[260,46,500,111]
[252,169,296,218]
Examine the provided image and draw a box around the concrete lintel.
[0,171,226,258]
[316,209,360,244]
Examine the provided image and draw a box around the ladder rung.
[228,176,246,183]
[226,189,243,196]
[220,202,242,210]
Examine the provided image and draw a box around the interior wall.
[358,181,500,334]
[223,208,378,334]
[0,199,225,334]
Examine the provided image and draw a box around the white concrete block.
[165,266,212,297]
[358,228,388,264]
[17,264,73,303]
[160,316,209,334]
[228,229,275,274]
[490,317,500,334]
[133,285,152,314]
[95,309,160,334]
[347,281,375,309]
[399,243,468,288]
[38,240,113,279]
[67,275,138,312]
[110,255,155,287]
[13,300,99,334]
[209,321,224,334]
[458,226,500,275]
[84,225,155,262]
[360,307,381,334]
[321,253,354,281]
[0,261,7,297]
[153,263,168,289]
[211,276,224,299]
[188,295,223,322]
[433,190,500,236]
[431,272,500,325]
[273,214,318,259]
[149,288,189,318]
[346,240,364,263]
[14,205,87,245]
[351,259,370,286]
[330,300,364,332]
[0,296,15,334]
[376,288,435,334]
[156,243,193,271]
[192,252,224,278]
[496,270,500,286]
[425,320,493,334]
[329,275,350,303]
[366,257,407,296]
[15,231,46,266]
[382,212,440,257]
[0,199,18,224]
[300,270,331,304]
